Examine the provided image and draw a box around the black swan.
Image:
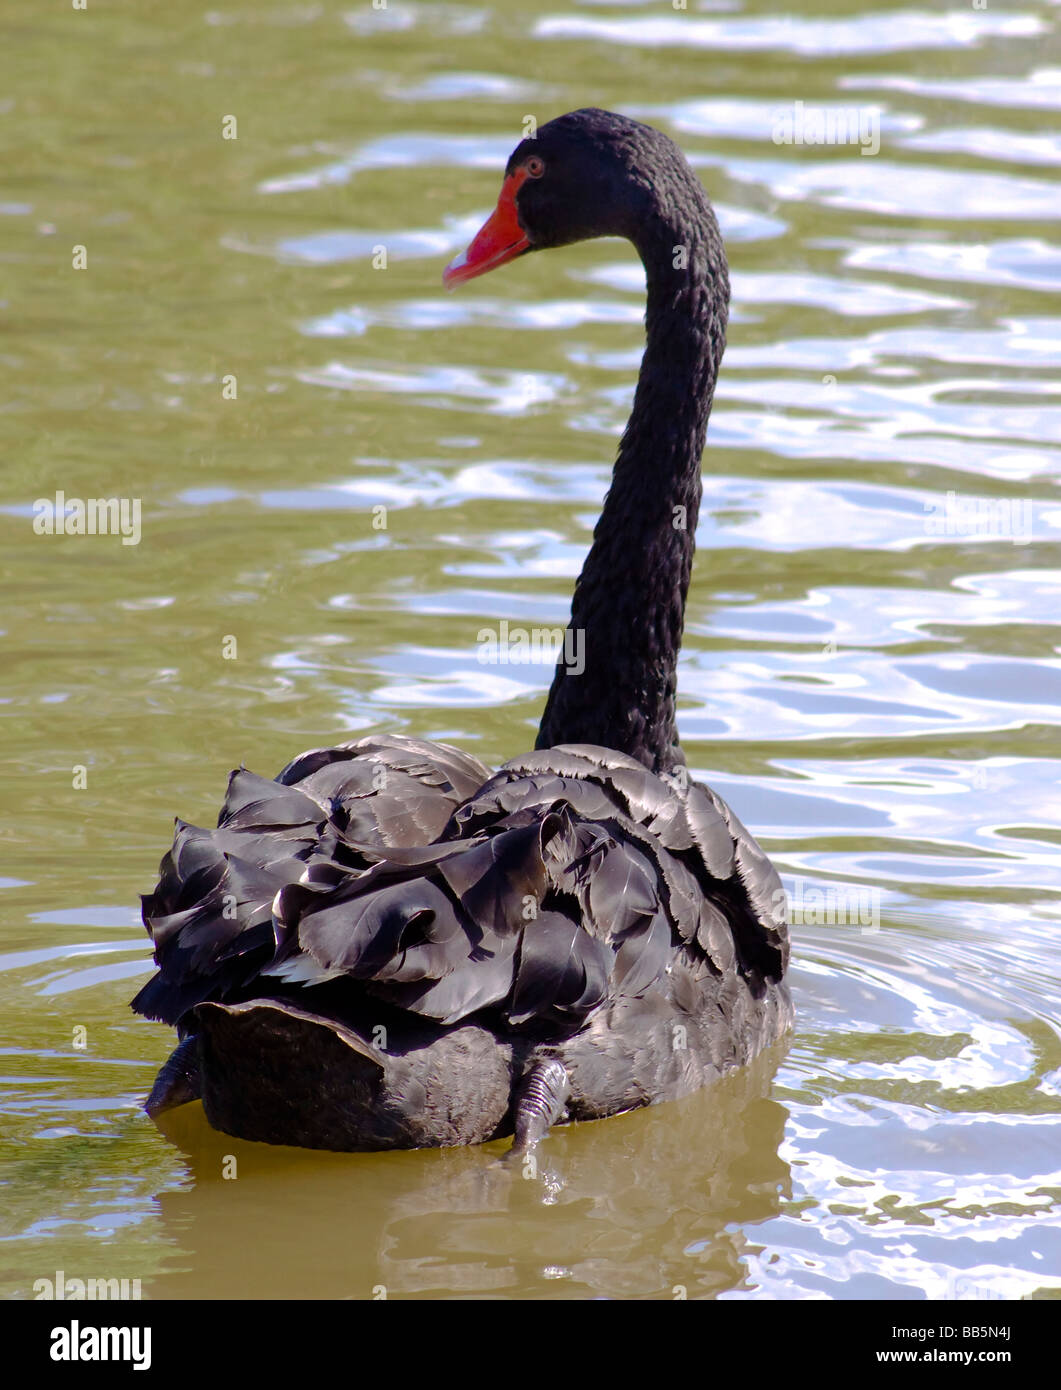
[133,109,792,1155]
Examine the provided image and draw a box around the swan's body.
[134,110,792,1152]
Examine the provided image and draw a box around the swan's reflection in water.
[146,1041,789,1299]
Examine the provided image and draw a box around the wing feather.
[134,737,789,1037]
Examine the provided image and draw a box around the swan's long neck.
[535,206,729,773]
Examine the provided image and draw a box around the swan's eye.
[525,155,545,178]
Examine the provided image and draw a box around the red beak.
[443,168,531,287]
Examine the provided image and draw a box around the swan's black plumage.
[531,113,729,771]
[133,109,792,1151]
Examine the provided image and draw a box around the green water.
[2,0,1059,1299]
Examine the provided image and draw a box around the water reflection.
[148,1046,789,1300]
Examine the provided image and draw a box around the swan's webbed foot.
[145,1034,201,1117]
[507,1055,569,1159]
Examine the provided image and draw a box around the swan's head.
[444,109,692,287]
